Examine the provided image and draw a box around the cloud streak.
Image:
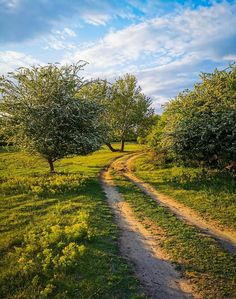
[0,51,42,73]
[64,1,236,110]
[0,0,139,43]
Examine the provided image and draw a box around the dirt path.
[100,163,197,299]
[113,154,236,254]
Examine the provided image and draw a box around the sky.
[0,0,236,112]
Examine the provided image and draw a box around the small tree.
[110,74,154,151]
[0,63,105,173]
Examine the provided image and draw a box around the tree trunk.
[48,158,55,173]
[120,139,125,152]
[105,143,119,152]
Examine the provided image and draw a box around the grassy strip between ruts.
[112,170,236,298]
[133,154,236,231]
[0,143,145,299]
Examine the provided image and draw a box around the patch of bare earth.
[113,154,236,254]
[100,165,198,299]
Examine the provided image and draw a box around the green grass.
[133,154,236,230]
[0,143,145,299]
[112,170,236,298]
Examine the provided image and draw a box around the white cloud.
[64,28,77,37]
[68,2,236,67]
[0,51,42,73]
[224,55,236,61]
[44,37,75,50]
[78,1,137,26]
[43,28,76,50]
[0,0,21,10]
[1,2,235,112]
[63,1,236,110]
[81,11,111,26]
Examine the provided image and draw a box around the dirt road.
[100,163,197,299]
[112,154,236,254]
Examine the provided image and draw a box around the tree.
[76,79,119,152]
[0,63,105,173]
[138,114,160,144]
[110,74,154,151]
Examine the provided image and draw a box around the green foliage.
[77,75,154,151]
[0,118,7,146]
[137,114,160,144]
[0,63,105,172]
[147,64,236,168]
[146,113,167,148]
[76,79,114,143]
[171,65,236,165]
[76,78,111,106]
[110,74,154,149]
[15,215,87,297]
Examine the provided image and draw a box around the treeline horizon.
[0,62,235,172]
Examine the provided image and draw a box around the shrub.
[0,173,86,197]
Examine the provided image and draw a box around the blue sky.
[0,0,236,112]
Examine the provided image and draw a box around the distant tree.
[0,63,105,173]
[76,79,119,152]
[110,74,154,151]
[138,114,160,144]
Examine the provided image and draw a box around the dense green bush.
[147,64,236,169]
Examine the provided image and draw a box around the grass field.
[112,170,236,298]
[0,143,145,299]
[133,154,236,230]
[1,144,235,298]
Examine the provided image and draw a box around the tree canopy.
[0,63,105,172]
[77,74,154,152]
[76,79,118,151]
[147,64,236,169]
[110,74,154,151]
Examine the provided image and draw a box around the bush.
[0,173,86,197]
[147,64,236,169]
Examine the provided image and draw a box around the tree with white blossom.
[0,62,105,173]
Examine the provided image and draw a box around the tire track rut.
[113,154,236,254]
[100,161,197,299]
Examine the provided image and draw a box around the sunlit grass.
[112,170,236,298]
[0,143,145,299]
[133,154,236,230]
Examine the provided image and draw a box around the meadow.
[1,144,236,298]
[0,144,145,299]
